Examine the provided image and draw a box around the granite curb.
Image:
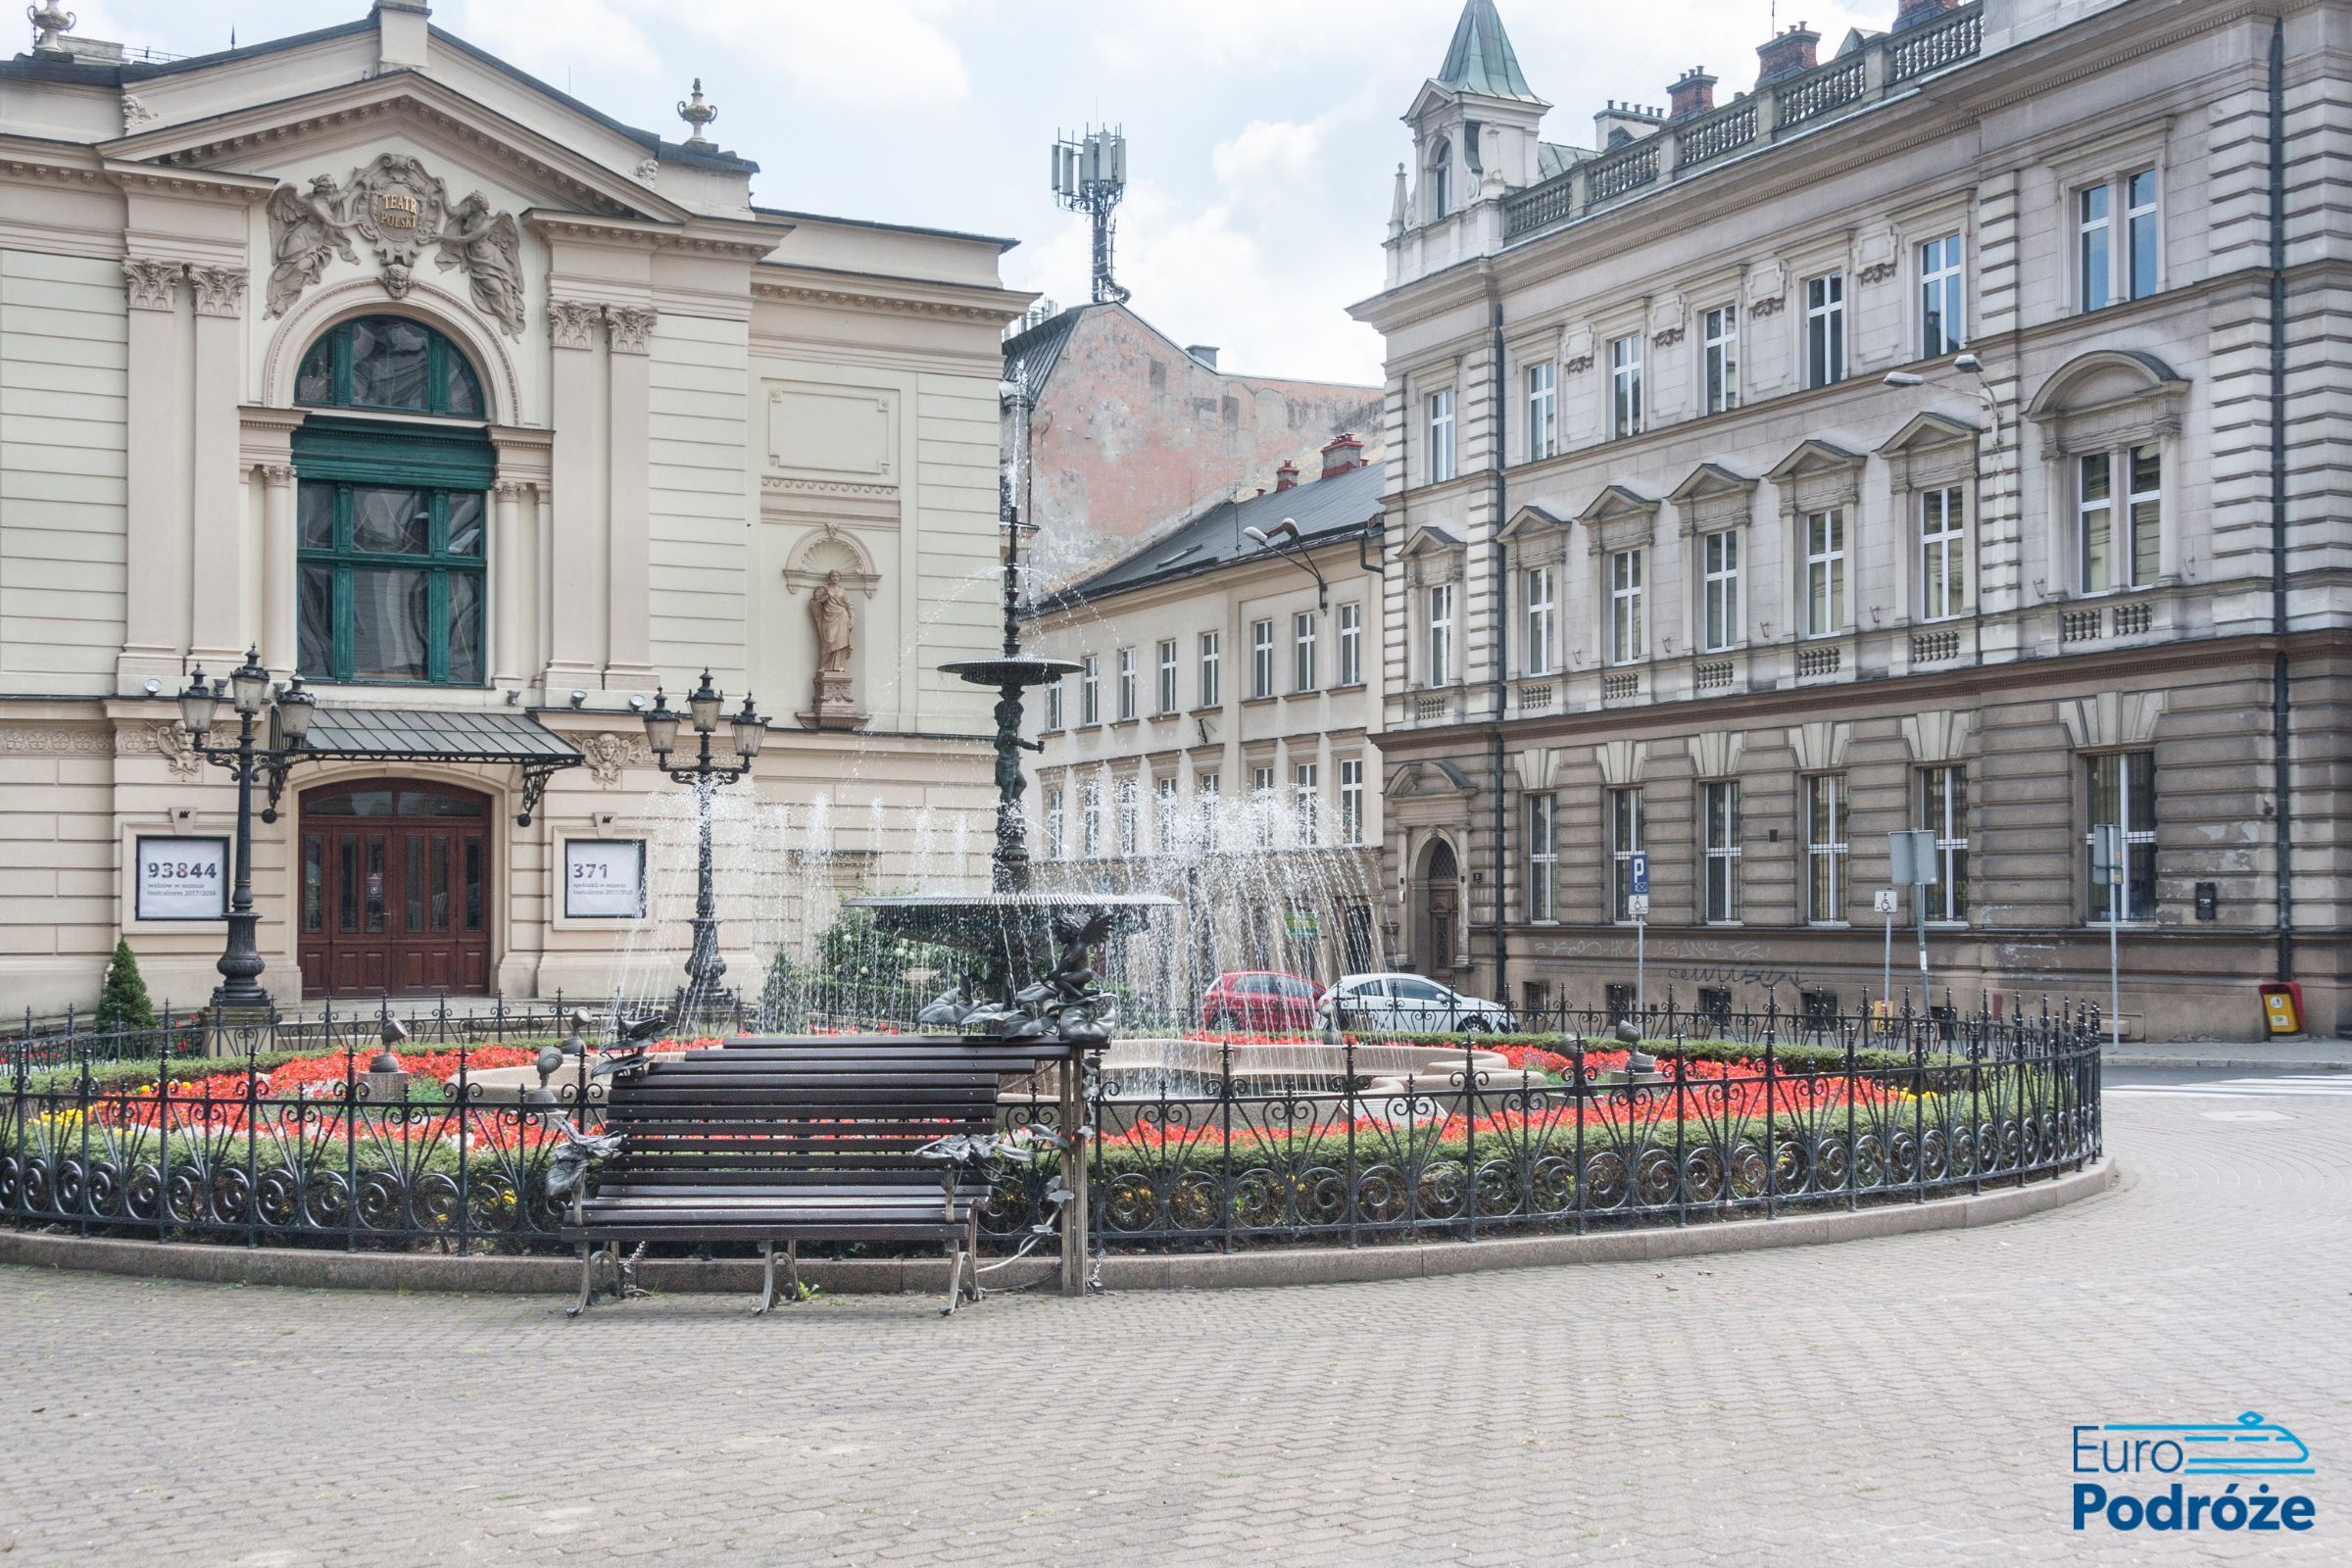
[0,1157,2116,1298]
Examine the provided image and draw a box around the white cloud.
[683,0,970,108]
[443,0,659,74]
[1211,120,1323,189]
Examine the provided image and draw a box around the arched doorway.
[1417,838,1458,976]
[297,779,492,998]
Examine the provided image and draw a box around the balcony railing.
[1503,4,1982,241]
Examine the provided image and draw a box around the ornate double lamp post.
[642,670,768,1014]
[176,648,316,1013]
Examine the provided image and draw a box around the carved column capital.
[493,478,536,500]
[606,304,658,355]
[187,265,248,317]
[549,298,603,350]
[259,463,297,488]
[122,257,183,311]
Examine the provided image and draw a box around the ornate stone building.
[0,3,1028,1012]
[1353,0,2350,1037]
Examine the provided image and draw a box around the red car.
[1200,971,1323,1032]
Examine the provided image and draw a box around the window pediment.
[1399,524,1465,587]
[2026,350,2187,459]
[1879,412,1981,490]
[1668,463,1757,532]
[1767,438,1865,514]
[1496,504,1569,544]
[1576,485,1658,556]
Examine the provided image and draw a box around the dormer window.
[1428,139,1453,220]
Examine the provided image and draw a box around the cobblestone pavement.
[1,1073,2344,1567]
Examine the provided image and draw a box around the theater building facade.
[0,3,1027,1014]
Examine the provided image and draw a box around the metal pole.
[211,710,269,1010]
[1916,885,1930,1027]
[1636,911,1645,1027]
[1882,907,1892,1018]
[2109,876,2121,1056]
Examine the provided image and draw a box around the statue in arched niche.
[802,566,866,731]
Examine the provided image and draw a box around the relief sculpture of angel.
[264,174,358,318]
[435,192,525,338]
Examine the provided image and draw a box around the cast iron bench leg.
[783,1241,801,1301]
[941,1236,968,1317]
[754,1242,777,1316]
[566,1241,595,1318]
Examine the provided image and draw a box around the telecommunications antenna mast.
[1052,125,1131,305]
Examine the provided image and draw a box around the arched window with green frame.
[292,315,492,685]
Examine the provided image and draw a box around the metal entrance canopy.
[262,706,583,825]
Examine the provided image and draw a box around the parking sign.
[1629,851,1649,897]
[1873,889,1898,915]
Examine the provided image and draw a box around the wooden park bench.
[560,1035,1074,1317]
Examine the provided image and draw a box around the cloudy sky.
[78,0,1883,384]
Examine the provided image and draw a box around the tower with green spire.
[1399,1,1553,235]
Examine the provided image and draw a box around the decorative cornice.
[187,264,248,317]
[751,270,1030,324]
[606,304,658,355]
[122,256,182,311]
[760,476,898,499]
[109,80,659,223]
[0,727,113,756]
[548,298,602,350]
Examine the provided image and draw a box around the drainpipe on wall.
[1489,293,1510,1004]
[2268,19,2294,983]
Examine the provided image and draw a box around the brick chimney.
[1274,459,1300,493]
[1891,0,1955,29]
[1668,67,1717,121]
[1756,24,1819,83]
[1319,433,1364,479]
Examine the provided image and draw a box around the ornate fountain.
[847,381,1171,1043]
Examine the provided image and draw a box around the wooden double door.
[298,780,491,998]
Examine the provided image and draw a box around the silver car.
[1320,972,1516,1033]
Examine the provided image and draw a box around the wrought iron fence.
[1,1002,2100,1260]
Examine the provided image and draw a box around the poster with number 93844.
[134,836,228,920]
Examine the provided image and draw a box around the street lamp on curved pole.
[1242,517,1329,610]
[642,671,768,1018]
[177,649,316,1014]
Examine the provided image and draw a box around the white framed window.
[1804,509,1845,637]
[1701,530,1740,652]
[1115,647,1137,721]
[1198,772,1221,852]
[1804,773,1847,924]
[1293,761,1318,844]
[1081,780,1102,857]
[1047,787,1065,860]
[2080,169,2159,312]
[1920,486,1966,621]
[2078,446,2160,594]
[1426,583,1454,686]
[1292,611,1316,693]
[2085,750,2157,921]
[1607,548,1643,665]
[1116,779,1138,855]
[1250,618,1274,698]
[1920,765,1969,922]
[1608,788,1642,923]
[1155,776,1179,851]
[1427,138,1451,221]
[1524,565,1556,676]
[1804,271,1844,387]
[1155,639,1177,714]
[1525,361,1557,462]
[1426,388,1456,484]
[1919,233,1965,358]
[1701,780,1740,923]
[1078,656,1100,725]
[1336,603,1361,686]
[1608,333,1643,439]
[1339,758,1364,845]
[1251,764,1276,847]
[1702,304,1739,415]
[1045,678,1063,732]
[1527,793,1557,922]
[1198,630,1220,709]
